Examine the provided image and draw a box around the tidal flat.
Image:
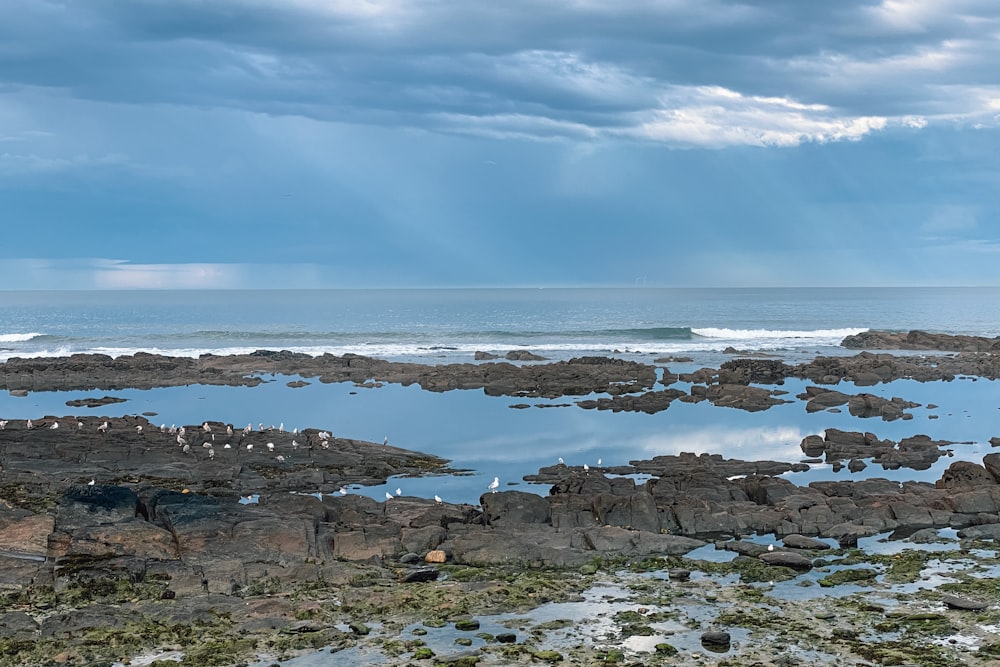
[1,337,1000,665]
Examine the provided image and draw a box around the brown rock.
[424,549,447,563]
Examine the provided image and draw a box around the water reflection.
[0,372,996,506]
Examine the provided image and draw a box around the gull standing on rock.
[488,476,499,493]
[50,421,59,429]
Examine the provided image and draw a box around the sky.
[1,0,999,289]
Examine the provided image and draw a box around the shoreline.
[1,331,1000,665]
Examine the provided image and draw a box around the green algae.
[817,567,878,587]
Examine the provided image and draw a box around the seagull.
[49,421,59,430]
[176,434,187,446]
[266,442,275,451]
[182,444,191,454]
[276,454,285,462]
[583,463,589,472]
[558,457,564,465]
[136,425,143,434]
[226,424,233,437]
[202,422,211,433]
[26,419,33,429]
[0,420,7,430]
[160,424,166,432]
[338,487,348,495]
[767,544,775,552]
[434,495,442,503]
[278,422,284,433]
[488,476,499,493]
[77,421,83,429]
[223,443,231,449]
[597,458,602,466]
[385,491,394,500]
[98,421,109,433]
[383,436,388,446]
[292,440,299,450]
[208,448,215,460]
[395,487,402,496]
[246,443,254,451]
[87,479,95,486]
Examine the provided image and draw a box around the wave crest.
[0,332,45,343]
[691,327,867,341]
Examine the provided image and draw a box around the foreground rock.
[4,419,1000,665]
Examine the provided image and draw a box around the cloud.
[2,1,999,148]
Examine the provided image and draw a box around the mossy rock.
[455,637,473,646]
[655,642,679,655]
[530,649,564,663]
[454,618,481,631]
[818,568,878,587]
[412,646,434,659]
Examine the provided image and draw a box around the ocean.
[3,286,1000,365]
[1,286,999,505]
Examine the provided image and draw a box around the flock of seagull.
[3,416,604,506]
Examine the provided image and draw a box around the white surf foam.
[0,332,45,343]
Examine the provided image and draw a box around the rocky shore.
[1,330,999,665]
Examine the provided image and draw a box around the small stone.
[454,618,480,631]
[425,549,447,563]
[399,552,420,564]
[496,632,516,643]
[700,631,731,646]
[667,568,691,581]
[348,621,370,635]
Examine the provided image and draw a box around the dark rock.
[700,631,731,646]
[781,534,832,550]
[759,551,813,570]
[65,396,128,408]
[937,461,998,489]
[481,490,550,526]
[399,567,439,583]
[496,632,517,643]
[942,594,988,610]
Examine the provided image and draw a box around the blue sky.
[1,0,998,289]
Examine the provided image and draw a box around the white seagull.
[434,495,443,503]
[395,487,402,496]
[49,421,59,430]
[488,476,499,493]
[385,491,394,500]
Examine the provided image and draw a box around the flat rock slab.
[942,594,989,611]
[758,551,813,570]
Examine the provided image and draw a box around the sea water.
[1,287,999,504]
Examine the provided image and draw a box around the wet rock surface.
[3,331,1000,666]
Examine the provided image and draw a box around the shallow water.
[1,371,997,505]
